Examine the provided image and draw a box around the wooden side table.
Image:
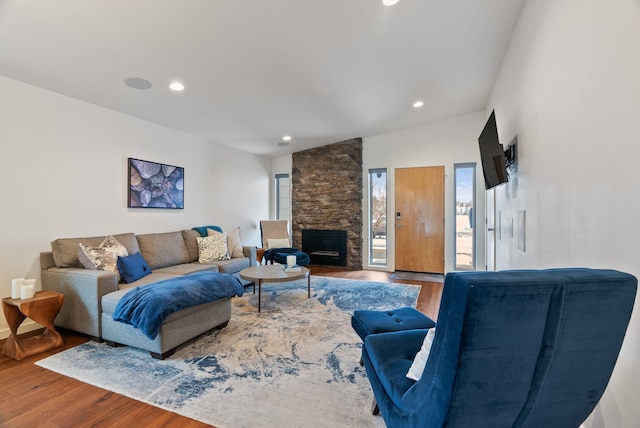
[2,291,64,360]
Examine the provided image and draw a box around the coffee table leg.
[258,279,262,312]
[307,275,311,298]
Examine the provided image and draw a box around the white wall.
[0,75,270,338]
[488,0,640,426]
[363,111,487,273]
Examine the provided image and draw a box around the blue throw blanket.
[113,271,244,340]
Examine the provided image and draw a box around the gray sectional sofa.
[40,228,257,359]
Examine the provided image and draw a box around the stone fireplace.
[291,139,363,270]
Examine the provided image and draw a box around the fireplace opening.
[302,229,347,266]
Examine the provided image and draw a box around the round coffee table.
[239,265,310,312]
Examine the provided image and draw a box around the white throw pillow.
[267,238,290,249]
[406,328,436,381]
[197,234,230,262]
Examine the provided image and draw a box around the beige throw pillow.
[197,234,230,262]
[78,235,128,273]
[226,227,244,258]
[267,238,291,249]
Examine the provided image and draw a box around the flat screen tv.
[478,110,508,189]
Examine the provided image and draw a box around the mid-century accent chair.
[359,268,637,428]
[259,220,309,266]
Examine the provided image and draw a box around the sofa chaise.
[40,228,257,359]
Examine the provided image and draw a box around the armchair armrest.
[243,246,257,267]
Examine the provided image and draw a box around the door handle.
[487,228,495,231]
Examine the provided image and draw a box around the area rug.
[389,271,445,283]
[36,276,421,428]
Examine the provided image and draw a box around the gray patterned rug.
[37,276,421,428]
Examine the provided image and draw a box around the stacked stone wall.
[291,138,363,270]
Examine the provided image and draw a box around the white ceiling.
[0,0,525,158]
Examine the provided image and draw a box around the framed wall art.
[128,158,184,209]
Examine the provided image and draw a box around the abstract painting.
[128,158,184,209]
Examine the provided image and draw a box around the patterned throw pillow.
[78,235,128,273]
[197,234,230,263]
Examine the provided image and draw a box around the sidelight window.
[454,163,476,270]
[369,168,387,266]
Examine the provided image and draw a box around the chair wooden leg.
[371,398,380,415]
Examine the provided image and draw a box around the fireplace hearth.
[302,229,347,267]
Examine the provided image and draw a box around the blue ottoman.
[273,251,310,267]
[351,307,435,342]
[264,248,310,266]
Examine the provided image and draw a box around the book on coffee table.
[283,265,302,272]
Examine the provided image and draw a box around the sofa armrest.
[41,267,119,338]
[243,246,258,267]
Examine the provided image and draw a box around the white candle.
[286,255,296,267]
[20,284,35,299]
[11,278,24,299]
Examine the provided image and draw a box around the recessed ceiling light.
[124,77,152,90]
[383,0,400,6]
[413,100,424,108]
[282,135,292,141]
[278,141,290,147]
[169,81,185,91]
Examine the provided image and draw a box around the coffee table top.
[240,264,309,283]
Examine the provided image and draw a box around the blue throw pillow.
[192,225,223,237]
[117,252,152,283]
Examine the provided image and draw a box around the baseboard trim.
[0,320,43,340]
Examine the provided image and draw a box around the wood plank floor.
[0,268,443,428]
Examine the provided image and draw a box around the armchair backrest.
[259,220,290,249]
[409,268,636,428]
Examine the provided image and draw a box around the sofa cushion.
[197,235,230,262]
[51,233,139,268]
[117,272,179,290]
[137,231,191,270]
[155,263,220,275]
[78,235,128,273]
[117,252,152,284]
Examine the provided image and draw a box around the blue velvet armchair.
[361,268,637,428]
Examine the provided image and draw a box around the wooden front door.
[395,166,445,273]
